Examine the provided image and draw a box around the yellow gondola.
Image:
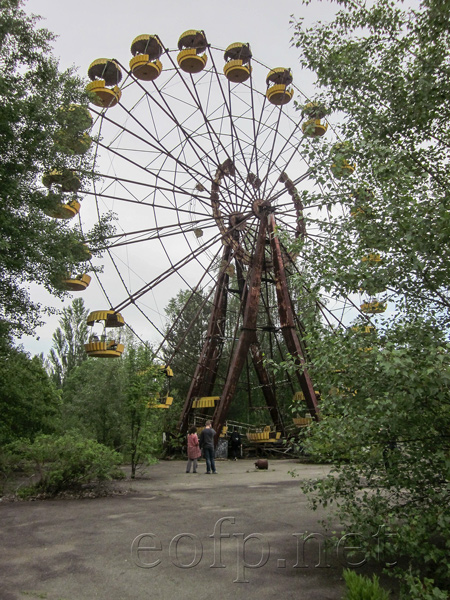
[43,197,81,220]
[292,417,313,427]
[330,142,355,178]
[161,365,174,377]
[149,394,174,409]
[302,118,328,137]
[350,206,365,217]
[177,30,208,73]
[362,253,382,263]
[86,80,121,108]
[60,274,91,291]
[331,161,355,178]
[351,325,376,334]
[223,42,252,83]
[85,310,125,358]
[266,68,294,105]
[86,59,122,108]
[129,34,164,81]
[129,55,162,81]
[360,300,387,314]
[301,102,328,137]
[192,396,219,409]
[84,340,125,358]
[246,426,281,443]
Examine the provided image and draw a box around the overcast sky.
[25,0,332,73]
[20,0,341,357]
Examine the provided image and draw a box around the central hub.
[252,198,271,218]
[229,212,247,231]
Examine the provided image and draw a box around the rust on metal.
[211,212,269,439]
[268,214,320,420]
[177,244,231,434]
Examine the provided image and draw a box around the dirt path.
[0,459,390,600]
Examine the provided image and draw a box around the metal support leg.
[268,214,319,420]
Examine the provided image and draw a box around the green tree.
[289,1,450,596]
[62,357,125,449]
[48,297,89,387]
[294,318,450,599]
[62,340,166,473]
[291,0,450,323]
[0,345,60,444]
[0,0,113,338]
[124,344,165,478]
[10,432,123,496]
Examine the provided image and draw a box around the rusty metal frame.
[234,253,285,435]
[268,214,319,420]
[177,244,231,434]
[178,210,319,439]
[210,211,269,437]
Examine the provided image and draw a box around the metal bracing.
[268,214,320,419]
[84,40,358,441]
[177,244,231,434]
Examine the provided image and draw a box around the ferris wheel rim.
[81,36,361,362]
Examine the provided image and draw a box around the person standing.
[229,428,242,461]
[199,420,217,474]
[186,426,201,473]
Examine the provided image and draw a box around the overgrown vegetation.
[0,346,61,445]
[2,2,449,597]
[0,297,168,496]
[55,314,169,479]
[7,433,123,497]
[0,0,114,339]
[287,0,450,597]
[342,570,390,600]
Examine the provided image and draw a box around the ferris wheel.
[60,30,371,437]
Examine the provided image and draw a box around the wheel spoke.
[84,40,357,425]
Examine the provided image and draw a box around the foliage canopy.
[48,297,89,387]
[0,0,113,339]
[292,0,450,323]
[290,0,450,597]
[0,346,60,445]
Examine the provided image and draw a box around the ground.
[0,459,395,600]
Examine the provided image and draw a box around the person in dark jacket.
[229,428,242,461]
[199,420,217,474]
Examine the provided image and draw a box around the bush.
[11,433,123,496]
[0,446,22,495]
[401,573,449,600]
[342,570,390,600]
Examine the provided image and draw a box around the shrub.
[342,569,390,600]
[401,573,449,600]
[0,446,22,495]
[12,433,123,495]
